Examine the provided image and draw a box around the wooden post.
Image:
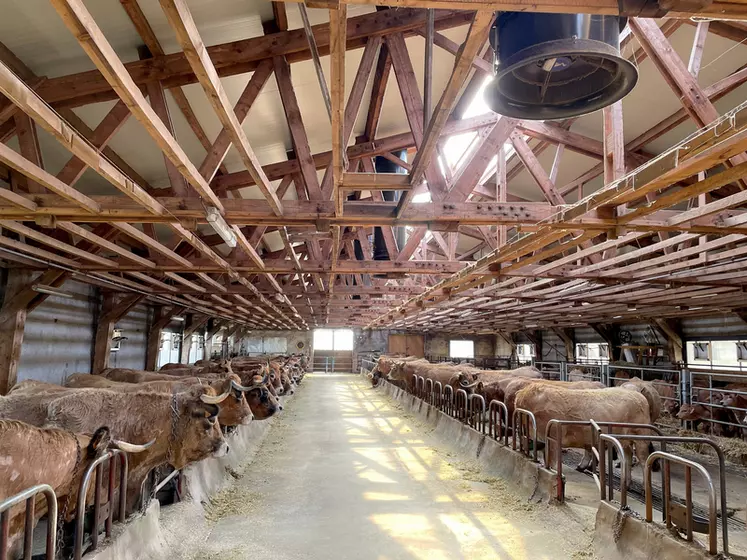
[93,293,116,375]
[93,293,145,374]
[146,305,185,370]
[0,269,34,394]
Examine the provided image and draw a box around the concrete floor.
[183,374,595,560]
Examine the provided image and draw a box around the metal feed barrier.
[645,452,719,555]
[74,450,129,560]
[366,360,732,556]
[0,484,57,560]
[689,369,747,437]
[512,408,538,462]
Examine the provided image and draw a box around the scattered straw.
[204,485,262,523]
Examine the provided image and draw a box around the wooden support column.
[180,314,209,363]
[0,269,34,394]
[602,101,625,258]
[653,318,684,363]
[591,323,622,362]
[146,305,185,370]
[93,293,144,374]
[553,327,576,361]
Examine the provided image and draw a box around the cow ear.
[477,382,484,392]
[88,427,112,456]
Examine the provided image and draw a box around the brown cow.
[0,421,150,558]
[42,385,229,513]
[515,385,658,475]
[621,378,662,423]
[65,374,254,426]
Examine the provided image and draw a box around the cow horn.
[231,380,256,392]
[201,390,230,404]
[460,380,479,389]
[111,438,155,453]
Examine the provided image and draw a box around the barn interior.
[2,0,747,558]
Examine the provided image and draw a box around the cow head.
[171,386,229,468]
[721,393,739,408]
[209,374,253,426]
[386,361,405,382]
[238,374,280,420]
[676,403,708,421]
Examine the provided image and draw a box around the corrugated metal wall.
[108,305,149,370]
[17,280,96,384]
[539,330,568,361]
[681,315,747,339]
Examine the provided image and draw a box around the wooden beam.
[13,114,46,194]
[56,221,157,268]
[341,172,412,190]
[50,0,225,211]
[0,270,33,394]
[274,56,324,202]
[157,0,282,215]
[408,11,493,189]
[330,5,348,216]
[364,43,391,141]
[200,59,274,183]
[688,21,709,77]
[510,131,565,206]
[119,0,228,176]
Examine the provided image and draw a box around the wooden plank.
[0,142,100,213]
[56,100,130,186]
[50,0,224,211]
[157,0,281,215]
[509,131,565,205]
[408,11,493,189]
[274,56,324,201]
[0,270,32,394]
[341,172,412,190]
[14,114,46,194]
[688,21,709,76]
[602,101,625,184]
[110,223,193,267]
[0,59,166,215]
[387,33,449,202]
[56,221,157,268]
[320,36,381,199]
[364,43,391,141]
[200,60,274,183]
[330,5,348,216]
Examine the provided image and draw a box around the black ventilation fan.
[484,13,638,120]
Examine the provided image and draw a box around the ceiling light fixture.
[205,207,237,248]
[32,284,75,299]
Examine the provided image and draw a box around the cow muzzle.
[214,440,230,458]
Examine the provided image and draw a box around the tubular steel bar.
[425,378,434,405]
[488,399,509,445]
[455,388,468,422]
[645,452,718,555]
[0,484,57,560]
[468,393,486,433]
[544,419,594,503]
[443,385,454,417]
[434,381,443,409]
[74,450,128,560]
[610,434,728,554]
[598,433,628,507]
[512,408,538,462]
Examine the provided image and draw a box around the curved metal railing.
[512,408,538,462]
[0,484,57,560]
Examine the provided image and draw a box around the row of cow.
[371,357,668,472]
[0,354,307,559]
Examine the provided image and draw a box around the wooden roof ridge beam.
[118,0,229,177]
[405,10,494,215]
[158,0,282,215]
[33,9,472,112]
[330,5,348,217]
[200,60,273,185]
[299,0,746,19]
[50,0,224,211]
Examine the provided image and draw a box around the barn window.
[313,329,354,351]
[576,343,610,363]
[516,344,535,359]
[738,342,747,361]
[688,342,710,361]
[449,340,474,359]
